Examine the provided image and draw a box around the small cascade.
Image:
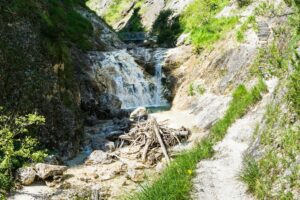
[88,49,167,109]
[153,48,168,106]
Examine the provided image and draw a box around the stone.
[130,107,148,121]
[44,155,63,165]
[100,170,116,181]
[85,150,112,165]
[16,167,36,186]
[126,169,144,182]
[35,163,67,180]
[90,137,115,152]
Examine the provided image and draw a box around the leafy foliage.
[151,9,182,47]
[119,8,145,32]
[0,108,46,192]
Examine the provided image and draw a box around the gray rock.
[16,167,36,186]
[126,169,144,182]
[130,107,148,121]
[85,150,112,165]
[35,163,67,180]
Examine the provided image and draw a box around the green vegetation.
[249,13,299,77]
[101,0,144,26]
[151,9,182,46]
[119,8,145,32]
[180,0,237,51]
[236,15,257,42]
[129,80,267,200]
[0,109,46,196]
[241,103,300,199]
[237,0,252,7]
[288,51,300,117]
[241,2,300,199]
[190,17,238,52]
[0,1,93,195]
[188,83,206,96]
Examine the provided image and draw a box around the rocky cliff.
[0,0,125,158]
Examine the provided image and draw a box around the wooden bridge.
[119,32,157,42]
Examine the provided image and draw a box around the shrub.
[0,108,47,192]
[237,0,252,7]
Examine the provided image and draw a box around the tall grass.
[180,0,237,51]
[128,80,267,200]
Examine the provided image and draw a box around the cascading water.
[88,49,168,109]
[153,48,168,106]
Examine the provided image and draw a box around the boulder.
[35,163,67,180]
[85,150,112,165]
[130,107,148,121]
[16,167,36,186]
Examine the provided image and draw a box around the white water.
[88,49,167,109]
[153,48,168,106]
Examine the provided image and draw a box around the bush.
[0,108,47,192]
[151,9,182,47]
[0,173,11,192]
[237,0,252,7]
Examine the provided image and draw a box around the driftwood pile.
[119,117,190,165]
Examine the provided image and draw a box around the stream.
[9,47,173,200]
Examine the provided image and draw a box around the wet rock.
[130,107,148,121]
[85,150,113,165]
[35,163,67,180]
[16,167,36,186]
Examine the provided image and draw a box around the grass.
[236,15,257,42]
[100,0,144,25]
[180,0,238,51]
[241,104,300,199]
[128,80,267,200]
[190,17,238,51]
[241,3,300,197]
[188,83,206,96]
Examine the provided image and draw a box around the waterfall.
[88,49,168,109]
[153,48,168,106]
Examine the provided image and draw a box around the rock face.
[0,1,126,159]
[16,167,37,186]
[35,163,67,180]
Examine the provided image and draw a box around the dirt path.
[191,78,278,200]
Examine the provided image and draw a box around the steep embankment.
[0,0,124,159]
